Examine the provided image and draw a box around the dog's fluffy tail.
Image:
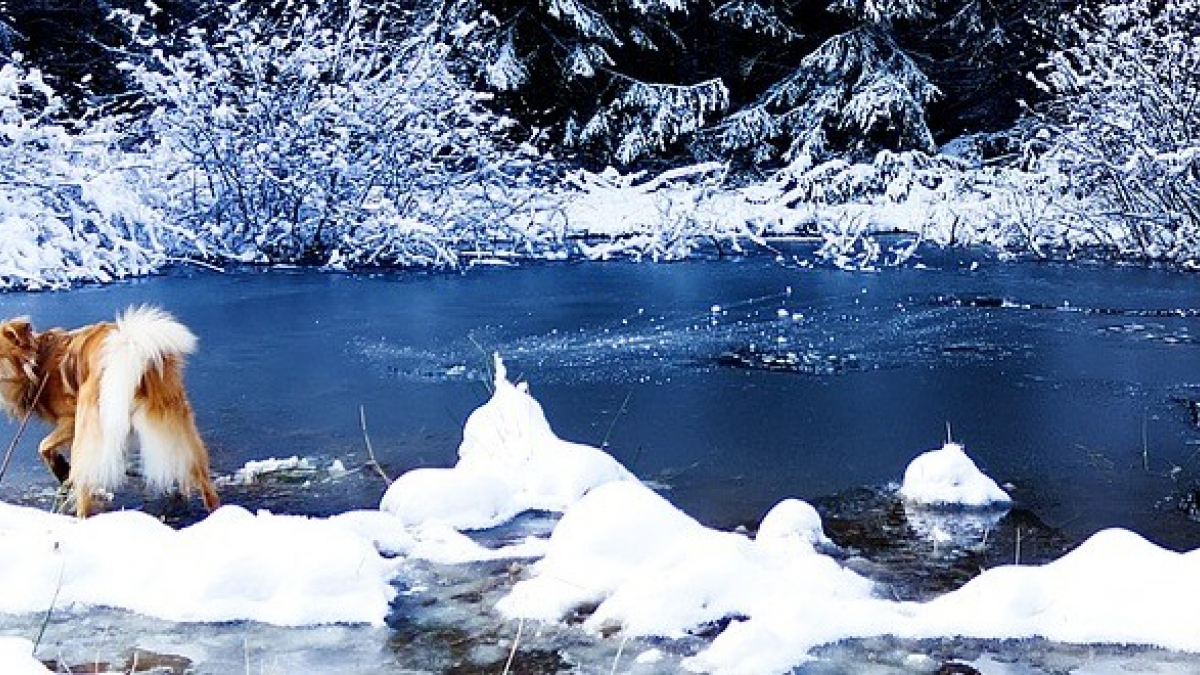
[76,306,198,491]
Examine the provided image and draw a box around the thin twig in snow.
[33,558,65,653]
[359,405,392,486]
[600,388,633,450]
[611,634,630,675]
[502,617,524,675]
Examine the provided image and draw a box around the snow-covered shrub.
[120,0,540,267]
[1033,0,1200,263]
[766,147,1096,266]
[0,59,168,290]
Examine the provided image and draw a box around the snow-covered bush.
[760,146,1108,267]
[0,58,169,290]
[121,0,541,267]
[1033,0,1200,263]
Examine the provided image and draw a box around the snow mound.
[756,497,832,553]
[899,442,1011,507]
[0,503,396,626]
[909,528,1200,651]
[496,480,884,672]
[0,637,49,675]
[380,354,634,530]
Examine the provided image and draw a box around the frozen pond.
[2,242,1199,671]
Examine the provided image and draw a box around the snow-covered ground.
[0,637,48,675]
[2,355,1200,674]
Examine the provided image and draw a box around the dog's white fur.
[80,307,200,493]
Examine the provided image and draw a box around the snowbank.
[907,528,1200,650]
[380,354,634,530]
[496,481,887,673]
[0,502,396,626]
[563,164,782,262]
[0,637,49,675]
[899,441,1011,507]
[489,440,1200,673]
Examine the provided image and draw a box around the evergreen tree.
[442,0,1065,169]
[439,0,729,164]
[0,0,204,112]
[714,23,938,168]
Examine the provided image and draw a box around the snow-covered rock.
[497,480,883,672]
[899,442,1011,507]
[906,528,1200,651]
[755,497,832,555]
[380,354,634,530]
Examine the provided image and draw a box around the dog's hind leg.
[69,413,101,519]
[176,423,220,512]
[73,483,95,519]
[37,418,75,483]
[192,458,221,512]
[134,405,220,513]
[68,377,124,519]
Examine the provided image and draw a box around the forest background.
[1,0,1198,289]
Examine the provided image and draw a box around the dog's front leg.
[37,419,74,483]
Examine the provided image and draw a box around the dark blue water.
[2,245,1199,555]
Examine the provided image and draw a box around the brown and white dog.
[0,306,219,518]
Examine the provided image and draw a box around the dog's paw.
[50,455,71,483]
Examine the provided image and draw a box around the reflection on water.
[816,487,1071,601]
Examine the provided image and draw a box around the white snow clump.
[899,441,1011,507]
[380,354,635,530]
[0,503,396,626]
[0,637,50,675]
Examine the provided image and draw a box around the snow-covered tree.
[573,75,729,164]
[0,57,169,289]
[716,25,938,169]
[900,0,1067,138]
[120,0,539,267]
[708,0,1069,173]
[1033,0,1200,261]
[439,0,731,164]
